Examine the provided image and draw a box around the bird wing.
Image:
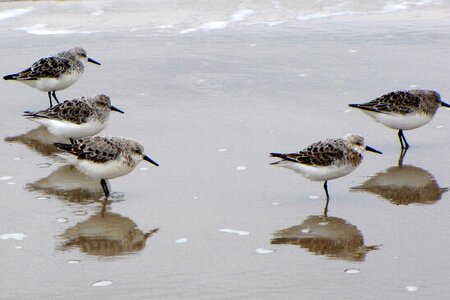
[350,91,421,115]
[285,140,345,167]
[15,56,72,79]
[24,99,91,124]
[55,136,121,163]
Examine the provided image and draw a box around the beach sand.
[1,1,450,298]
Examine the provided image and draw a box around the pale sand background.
[1,1,450,299]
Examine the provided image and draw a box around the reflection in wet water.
[397,148,408,166]
[271,215,378,261]
[27,165,103,204]
[4,126,67,157]
[351,165,447,205]
[59,211,159,257]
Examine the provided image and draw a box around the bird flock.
[3,47,159,202]
[3,47,449,214]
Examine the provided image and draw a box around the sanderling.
[23,94,124,140]
[349,90,450,149]
[270,134,382,212]
[3,47,101,107]
[55,136,159,198]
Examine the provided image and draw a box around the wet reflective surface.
[272,214,378,261]
[4,126,66,157]
[2,0,450,299]
[27,165,103,204]
[59,211,158,257]
[352,164,448,205]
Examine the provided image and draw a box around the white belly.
[75,158,136,180]
[363,111,432,130]
[279,161,357,181]
[31,119,106,139]
[23,72,82,92]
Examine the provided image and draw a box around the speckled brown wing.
[25,99,92,124]
[16,56,72,79]
[286,140,346,167]
[63,136,121,163]
[350,91,421,115]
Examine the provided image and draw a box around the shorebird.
[23,94,124,140]
[349,90,450,149]
[270,134,382,213]
[3,47,101,107]
[55,136,159,198]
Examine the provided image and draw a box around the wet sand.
[1,1,450,299]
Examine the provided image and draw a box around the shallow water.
[1,1,450,299]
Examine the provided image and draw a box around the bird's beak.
[110,105,124,114]
[143,155,159,166]
[87,57,101,65]
[365,145,382,154]
[441,101,450,108]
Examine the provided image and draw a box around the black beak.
[87,57,101,65]
[110,105,124,114]
[365,145,382,154]
[441,101,450,108]
[143,155,159,166]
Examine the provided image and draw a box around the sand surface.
[1,1,450,299]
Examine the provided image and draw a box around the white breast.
[75,158,136,180]
[278,161,357,181]
[31,119,106,139]
[362,110,432,130]
[23,72,82,92]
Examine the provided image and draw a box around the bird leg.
[100,179,109,216]
[323,181,330,217]
[51,91,60,104]
[48,92,53,107]
[398,130,409,150]
[100,178,110,197]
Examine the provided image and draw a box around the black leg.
[323,181,330,200]
[398,130,409,150]
[100,179,109,216]
[323,181,330,216]
[402,131,410,149]
[397,130,404,149]
[52,91,60,104]
[100,179,109,197]
[69,138,76,145]
[48,92,53,107]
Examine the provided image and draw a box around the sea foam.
[0,7,34,21]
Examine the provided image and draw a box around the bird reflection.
[271,215,378,261]
[27,165,103,204]
[351,165,447,205]
[4,126,67,157]
[59,211,159,257]
[398,148,408,166]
